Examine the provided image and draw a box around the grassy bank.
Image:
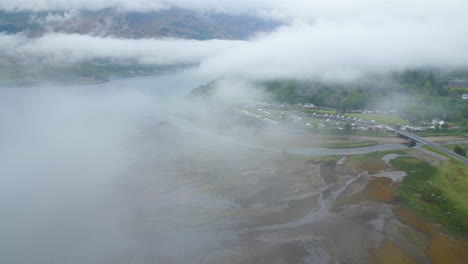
[445,144,468,153]
[289,147,468,239]
[321,140,378,149]
[391,156,468,239]
[422,145,466,165]
[418,129,465,137]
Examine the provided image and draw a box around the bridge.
[395,129,468,163]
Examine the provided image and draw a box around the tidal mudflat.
[117,119,467,264]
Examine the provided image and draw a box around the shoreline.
[0,71,178,89]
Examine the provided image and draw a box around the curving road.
[234,110,468,160]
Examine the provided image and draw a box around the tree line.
[261,68,468,122]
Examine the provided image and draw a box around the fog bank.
[0,74,209,263]
[2,0,468,83]
[0,33,244,65]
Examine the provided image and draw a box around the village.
[239,100,456,135]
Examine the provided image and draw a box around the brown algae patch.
[396,207,468,264]
[349,176,394,204]
[368,239,419,264]
[344,154,388,174]
[357,161,387,174]
[336,176,395,208]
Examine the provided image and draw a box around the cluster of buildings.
[240,109,279,125]
[241,100,455,134]
[400,119,447,132]
[346,109,397,114]
[400,124,423,132]
[447,79,468,99]
[448,79,468,88]
[297,103,317,109]
[294,112,394,132]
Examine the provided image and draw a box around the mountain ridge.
[0,8,281,40]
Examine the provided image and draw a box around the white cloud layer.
[0,33,244,65]
[1,1,467,82]
[195,17,468,81]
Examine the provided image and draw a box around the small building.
[432,119,445,126]
[401,124,412,131]
[303,103,316,108]
[448,79,468,88]
[401,124,423,132]
[462,94,468,100]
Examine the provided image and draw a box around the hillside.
[0,8,281,40]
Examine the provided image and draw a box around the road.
[235,110,468,160]
[395,129,468,163]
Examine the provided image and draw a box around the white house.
[432,119,445,126]
[401,124,413,131]
[303,103,316,108]
[462,94,468,100]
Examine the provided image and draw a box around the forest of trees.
[260,68,468,122]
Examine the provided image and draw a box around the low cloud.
[31,10,81,25]
[2,1,468,83]
[194,14,468,82]
[0,33,244,65]
[2,2,468,263]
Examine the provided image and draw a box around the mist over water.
[0,74,209,263]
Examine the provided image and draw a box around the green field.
[344,113,408,125]
[445,144,468,152]
[418,129,465,137]
[422,145,466,165]
[391,156,468,238]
